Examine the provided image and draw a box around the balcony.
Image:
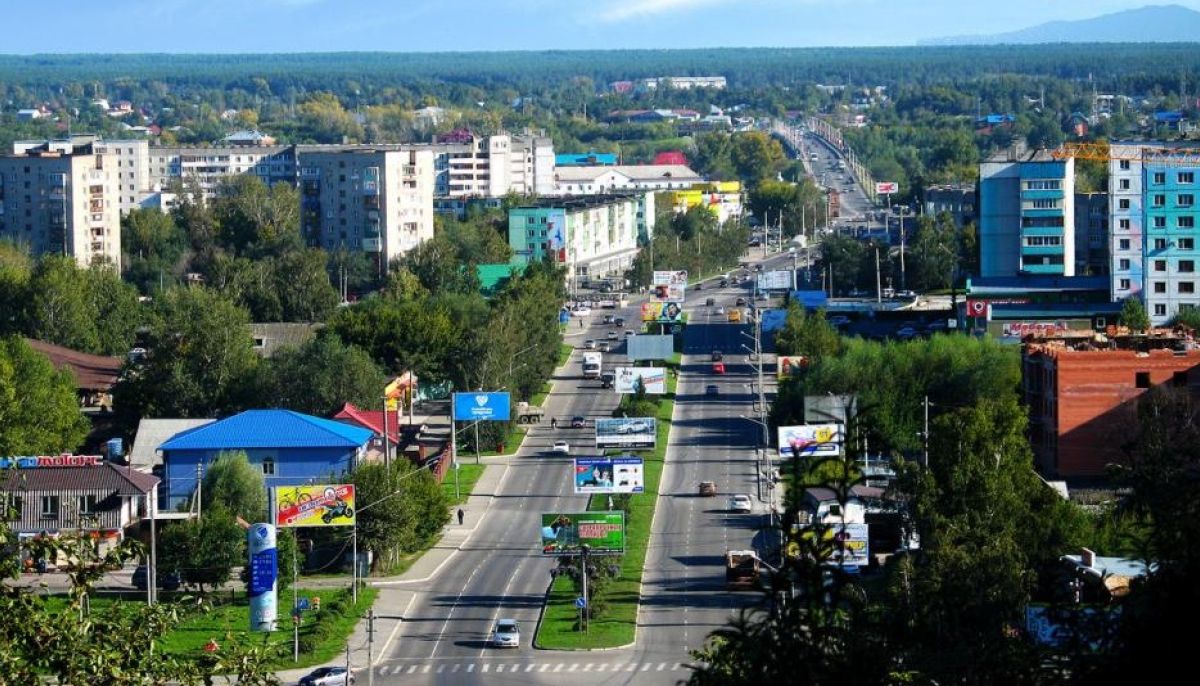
[362,237,382,252]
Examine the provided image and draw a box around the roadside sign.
[875,181,898,195]
[575,597,587,609]
[295,597,310,611]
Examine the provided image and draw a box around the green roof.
[478,263,525,296]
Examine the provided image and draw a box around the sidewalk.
[274,457,512,684]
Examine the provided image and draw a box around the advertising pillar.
[248,522,278,632]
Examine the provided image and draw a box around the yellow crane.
[1050,141,1200,166]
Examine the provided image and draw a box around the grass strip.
[442,462,485,506]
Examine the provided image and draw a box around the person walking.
[457,509,465,526]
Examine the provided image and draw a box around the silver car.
[298,667,354,686]
[491,619,520,648]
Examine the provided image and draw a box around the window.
[1120,199,1131,210]
[1181,194,1195,207]
[1154,282,1167,293]
[1120,259,1132,270]
[1153,194,1167,208]
[1181,282,1195,294]
[1120,239,1131,250]
[1155,260,1167,271]
[1155,239,1168,251]
[1119,179,1131,190]
[1120,160,1131,170]
[1180,172,1195,184]
[1180,216,1195,229]
[3,496,21,520]
[1154,172,1166,184]
[1182,238,1195,250]
[1025,236,1062,246]
[77,495,97,514]
[262,458,275,476]
[1154,216,1167,228]
[1026,180,1061,190]
[1181,260,1195,273]
[1119,219,1131,230]
[41,495,59,519]
[1136,372,1152,388]
[1120,278,1131,290]
[1154,304,1167,317]
[1030,199,1059,209]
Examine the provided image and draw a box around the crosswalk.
[374,661,687,676]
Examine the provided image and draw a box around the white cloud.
[597,0,733,22]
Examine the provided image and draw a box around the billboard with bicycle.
[274,484,356,527]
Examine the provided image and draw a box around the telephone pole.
[367,608,375,686]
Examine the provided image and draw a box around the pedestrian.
[457,509,465,526]
[579,318,584,329]
[550,417,557,429]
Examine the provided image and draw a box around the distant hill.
[921,4,1200,45]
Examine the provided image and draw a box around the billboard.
[453,391,511,421]
[540,511,626,555]
[573,456,645,494]
[274,484,357,528]
[626,334,674,361]
[652,270,688,301]
[757,270,792,291]
[829,523,870,569]
[776,355,809,380]
[595,417,657,449]
[247,523,277,632]
[875,181,898,195]
[777,424,843,458]
[615,367,667,394]
[641,301,684,323]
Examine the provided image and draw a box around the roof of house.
[1063,554,1152,580]
[128,418,215,472]
[803,485,884,503]
[0,462,158,496]
[159,410,373,451]
[248,322,323,358]
[24,338,123,391]
[333,403,402,445]
[554,164,703,184]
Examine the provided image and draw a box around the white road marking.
[642,663,652,671]
[467,664,475,673]
[584,663,593,671]
[525,663,535,672]
[539,664,550,672]
[568,663,579,672]
[495,664,504,673]
[658,662,668,671]
[554,663,564,672]
[481,663,489,673]
[421,665,431,674]
[406,665,417,674]
[452,664,461,673]
[437,664,446,673]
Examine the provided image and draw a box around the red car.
[713,362,726,375]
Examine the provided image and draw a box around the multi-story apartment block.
[427,131,555,199]
[922,184,976,229]
[979,148,1075,278]
[1109,144,1147,304]
[1073,192,1109,277]
[147,144,295,199]
[0,141,122,269]
[94,138,151,215]
[507,194,654,287]
[298,148,434,267]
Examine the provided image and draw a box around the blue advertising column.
[248,523,278,632]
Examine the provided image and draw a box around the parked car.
[607,330,618,340]
[490,619,520,648]
[614,317,625,328]
[552,440,570,454]
[719,279,729,287]
[602,314,615,324]
[706,297,716,306]
[728,494,753,513]
[298,667,354,686]
[570,416,586,428]
[132,565,181,591]
[698,481,717,497]
[584,339,596,350]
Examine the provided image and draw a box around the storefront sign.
[0,454,103,469]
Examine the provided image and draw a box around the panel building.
[979,148,1076,278]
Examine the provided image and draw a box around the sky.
[1,0,1197,53]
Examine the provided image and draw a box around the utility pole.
[367,608,375,686]
[293,531,299,662]
[147,491,157,606]
[754,314,767,501]
[195,463,202,519]
[580,545,590,633]
[875,248,882,304]
[922,396,930,468]
[346,644,353,686]
[898,207,907,291]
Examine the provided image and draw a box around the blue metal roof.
[967,275,1109,294]
[791,290,829,309]
[159,409,373,451]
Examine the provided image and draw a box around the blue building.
[158,410,372,509]
[556,152,618,167]
[979,148,1076,278]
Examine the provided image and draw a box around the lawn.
[535,354,680,650]
[558,343,574,367]
[443,462,485,506]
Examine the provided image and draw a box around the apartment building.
[147,144,295,199]
[428,131,555,199]
[1109,144,1147,304]
[507,194,654,286]
[298,147,434,267]
[979,148,1075,278]
[0,141,121,269]
[1074,192,1109,277]
[922,184,976,229]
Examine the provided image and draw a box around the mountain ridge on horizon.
[920,4,1200,45]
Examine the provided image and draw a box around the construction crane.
[1050,141,1200,166]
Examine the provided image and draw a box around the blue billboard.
[453,392,512,421]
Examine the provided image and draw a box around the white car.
[552,440,570,454]
[572,307,591,317]
[490,619,520,648]
[298,667,354,686]
[728,494,753,513]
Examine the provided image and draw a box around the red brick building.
[1023,333,1200,478]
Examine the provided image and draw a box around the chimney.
[1081,548,1096,568]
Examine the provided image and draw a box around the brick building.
[1023,331,1200,478]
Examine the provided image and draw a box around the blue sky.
[2,0,1196,53]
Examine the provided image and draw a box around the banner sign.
[595,417,657,449]
[875,181,898,195]
[829,523,870,569]
[776,356,809,380]
[777,424,843,458]
[540,511,626,555]
[573,457,645,494]
[965,299,990,319]
[274,484,357,528]
[453,391,511,421]
[626,334,675,361]
[652,270,688,301]
[641,301,684,323]
[1001,321,1071,338]
[756,270,792,291]
[0,454,102,469]
[614,367,667,394]
[247,523,278,632]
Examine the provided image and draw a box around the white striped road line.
[421,665,431,674]
[626,663,637,671]
[658,662,668,671]
[554,663,564,672]
[452,664,461,673]
[467,664,475,673]
[641,663,652,671]
[481,664,489,673]
[525,664,535,672]
[569,663,579,672]
[598,663,609,672]
[437,664,446,673]
[539,664,550,672]
[406,665,417,674]
[495,664,504,673]
[584,663,593,671]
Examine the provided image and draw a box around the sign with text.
[614,367,667,394]
[776,356,809,380]
[641,301,684,323]
[574,456,645,494]
[274,484,357,528]
[652,270,688,301]
[759,308,787,333]
[453,391,511,421]
[875,181,898,195]
[777,424,843,458]
[829,523,870,569]
[0,454,102,469]
[540,511,626,555]
[247,523,277,632]
[595,417,657,449]
[1001,321,1071,338]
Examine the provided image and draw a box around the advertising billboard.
[626,334,674,361]
[614,367,667,394]
[452,391,511,421]
[274,484,357,528]
[247,523,277,632]
[540,511,626,555]
[573,456,645,494]
[777,424,843,458]
[595,417,657,449]
[756,270,792,291]
[829,523,870,569]
[776,355,809,380]
[875,181,898,195]
[641,301,684,323]
[652,270,688,302]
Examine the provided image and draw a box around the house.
[17,107,49,121]
[0,455,159,556]
[24,338,123,410]
[1025,547,1153,647]
[799,485,883,525]
[157,409,372,509]
[127,418,215,473]
[248,323,322,358]
[332,402,428,464]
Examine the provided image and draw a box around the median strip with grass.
[535,355,680,650]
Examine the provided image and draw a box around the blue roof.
[556,152,618,166]
[159,410,373,451]
[1155,111,1184,123]
[791,290,829,309]
[967,275,1109,294]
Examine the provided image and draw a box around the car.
[719,279,729,287]
[600,372,616,388]
[706,384,720,396]
[572,307,591,317]
[490,619,520,648]
[132,565,181,591]
[606,330,619,341]
[614,317,625,328]
[714,306,725,315]
[711,349,723,361]
[712,362,726,375]
[754,264,764,272]
[727,310,742,323]
[896,326,918,340]
[898,290,917,298]
[728,494,753,513]
[695,282,703,290]
[735,297,746,306]
[706,297,716,306]
[584,339,596,350]
[298,667,354,686]
[552,440,570,454]
[570,416,586,428]
[698,480,717,497]
[597,342,611,353]
[755,291,769,301]
[602,314,615,324]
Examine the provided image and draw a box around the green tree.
[201,450,268,521]
[19,257,140,355]
[351,460,449,572]
[0,241,32,336]
[253,334,388,416]
[122,208,189,294]
[1121,296,1151,332]
[275,248,339,322]
[910,212,959,291]
[212,175,303,258]
[730,131,787,185]
[159,505,245,593]
[0,336,90,454]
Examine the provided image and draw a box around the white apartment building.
[147,144,295,199]
[552,164,705,196]
[427,132,555,199]
[0,143,122,269]
[298,148,435,266]
[1109,144,1145,304]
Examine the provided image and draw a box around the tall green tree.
[201,450,268,521]
[1121,296,1150,332]
[0,336,90,454]
[352,459,449,572]
[253,334,388,416]
[158,505,245,593]
[19,257,140,355]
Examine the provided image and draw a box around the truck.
[600,371,616,389]
[726,550,761,590]
[515,401,545,424]
[582,352,602,380]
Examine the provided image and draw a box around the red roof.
[333,403,403,444]
[653,151,688,166]
[24,338,123,391]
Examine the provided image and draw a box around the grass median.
[443,462,485,506]
[535,355,680,650]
